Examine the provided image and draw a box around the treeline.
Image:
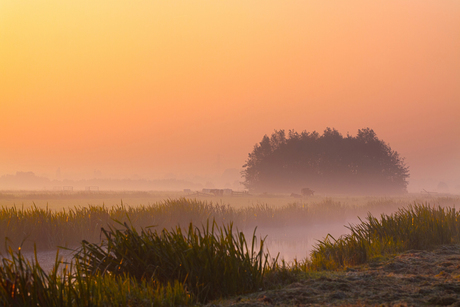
[242,128,409,194]
[0,172,202,191]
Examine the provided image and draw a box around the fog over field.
[2,192,459,271]
[1,167,460,195]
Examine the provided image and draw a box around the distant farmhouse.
[202,188,233,196]
[183,188,249,196]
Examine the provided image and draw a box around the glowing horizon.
[1,1,459,191]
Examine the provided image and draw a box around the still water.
[18,219,356,273]
[251,219,357,262]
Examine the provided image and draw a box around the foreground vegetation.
[2,198,460,305]
[1,246,193,306]
[310,204,460,270]
[1,220,274,305]
[75,220,274,303]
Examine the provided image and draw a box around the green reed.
[75,220,275,303]
[310,203,460,270]
[3,199,460,305]
[1,196,422,252]
[1,219,273,305]
[0,246,192,306]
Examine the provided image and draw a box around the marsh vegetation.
[1,194,460,305]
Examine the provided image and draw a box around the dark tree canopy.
[242,128,409,195]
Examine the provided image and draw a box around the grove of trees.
[242,128,409,195]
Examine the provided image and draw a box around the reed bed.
[310,203,460,270]
[0,247,192,306]
[1,219,273,305]
[1,196,434,252]
[2,198,460,305]
[75,220,274,303]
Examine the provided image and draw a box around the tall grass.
[3,199,460,305]
[0,204,112,251]
[1,219,273,305]
[75,220,275,303]
[0,247,192,306]
[310,203,460,270]
[1,196,432,252]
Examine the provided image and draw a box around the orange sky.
[1,1,459,190]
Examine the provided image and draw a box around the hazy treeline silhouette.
[242,128,409,194]
[0,172,202,191]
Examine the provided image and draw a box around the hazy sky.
[1,1,459,187]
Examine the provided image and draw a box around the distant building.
[201,188,233,196]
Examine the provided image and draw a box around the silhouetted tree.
[242,128,409,194]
